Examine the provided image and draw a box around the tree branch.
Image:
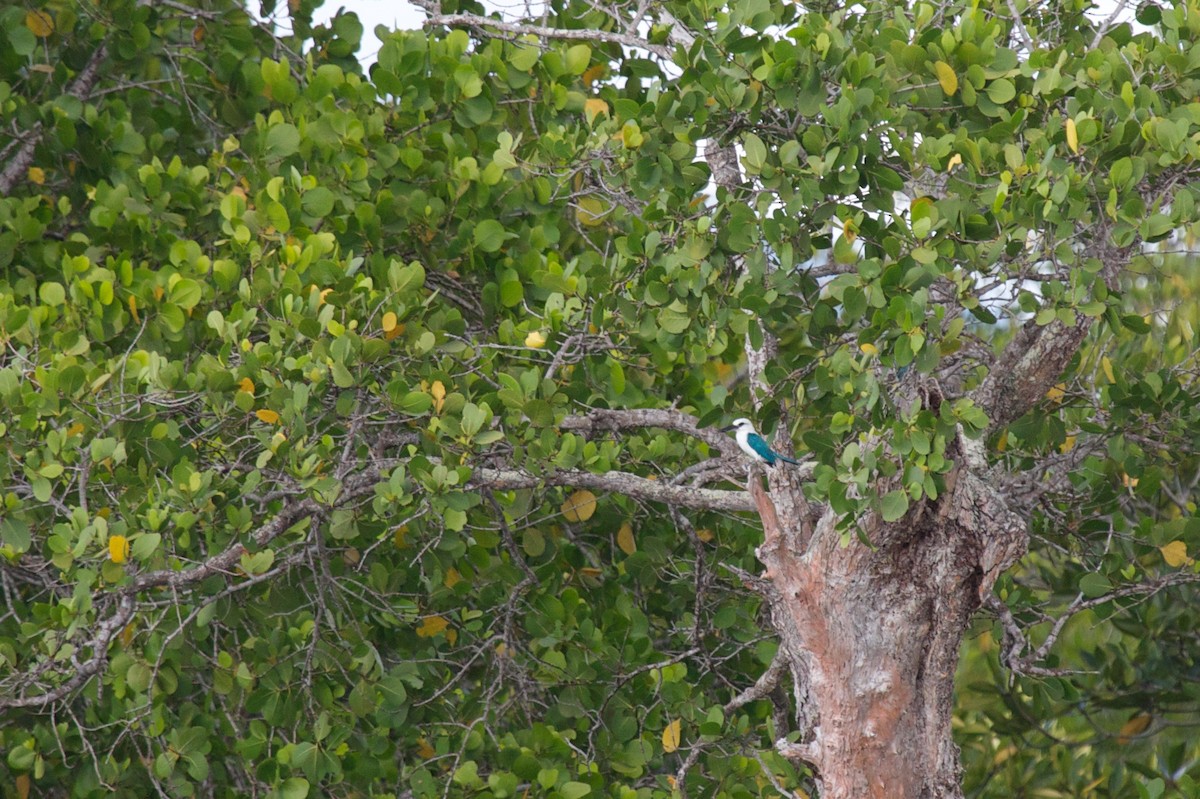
[473,468,754,512]
[0,43,108,196]
[971,315,1092,432]
[562,407,741,459]
[414,2,673,59]
[987,570,1200,677]
[0,474,379,709]
[0,594,135,709]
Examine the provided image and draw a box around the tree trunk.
[756,444,1026,799]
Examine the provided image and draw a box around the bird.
[719,418,800,466]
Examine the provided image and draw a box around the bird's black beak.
[719,424,735,432]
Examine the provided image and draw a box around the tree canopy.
[1,0,1199,797]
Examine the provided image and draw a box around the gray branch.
[474,467,754,512]
[415,3,673,60]
[562,407,741,459]
[970,315,1092,432]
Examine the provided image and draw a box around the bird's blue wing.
[745,433,777,465]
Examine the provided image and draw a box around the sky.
[313,0,424,61]
[318,0,1135,65]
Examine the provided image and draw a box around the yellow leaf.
[841,217,858,243]
[695,528,714,543]
[575,195,608,226]
[996,431,1008,452]
[525,330,547,348]
[934,61,958,96]
[946,153,963,171]
[444,568,462,588]
[1059,435,1076,453]
[128,295,139,323]
[584,97,609,124]
[1160,540,1190,568]
[393,525,409,548]
[108,535,130,564]
[416,738,436,759]
[430,380,446,413]
[386,323,405,340]
[239,377,255,393]
[616,522,636,555]
[581,64,606,87]
[1045,383,1066,403]
[1063,117,1079,154]
[416,615,450,637]
[15,774,29,799]
[382,311,398,332]
[859,342,878,356]
[67,422,85,437]
[1101,356,1115,383]
[27,166,45,185]
[26,10,54,37]
[1117,712,1152,745]
[562,489,598,522]
[992,744,1017,766]
[255,409,280,424]
[662,719,681,753]
[1121,472,1139,489]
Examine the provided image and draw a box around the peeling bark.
[753,450,1026,799]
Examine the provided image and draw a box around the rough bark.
[755,438,1027,799]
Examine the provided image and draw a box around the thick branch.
[0,595,135,710]
[562,407,741,459]
[971,315,1091,432]
[474,467,754,512]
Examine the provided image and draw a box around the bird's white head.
[720,417,756,434]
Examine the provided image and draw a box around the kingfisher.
[720,418,800,466]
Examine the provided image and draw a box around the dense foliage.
[1,0,1198,797]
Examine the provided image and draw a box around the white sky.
[318,1,1133,65]
[311,1,423,62]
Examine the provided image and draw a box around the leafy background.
[1,0,1198,797]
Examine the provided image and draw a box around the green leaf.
[985,79,1016,104]
[742,133,767,174]
[0,518,31,551]
[560,782,592,799]
[880,490,909,522]
[399,391,433,415]
[265,123,301,158]
[170,279,203,310]
[564,44,592,75]
[279,777,310,799]
[39,282,66,306]
[1078,573,1112,598]
[474,219,508,252]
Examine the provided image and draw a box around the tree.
[1,0,1199,797]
